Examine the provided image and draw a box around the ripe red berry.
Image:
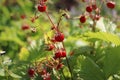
[86,5,93,13]
[28,68,35,77]
[106,1,115,9]
[54,50,66,59]
[47,44,54,51]
[56,63,63,70]
[80,15,86,23]
[21,24,30,30]
[55,32,64,42]
[38,5,47,12]
[44,0,47,2]
[92,4,97,10]
[20,14,26,19]
[61,51,66,57]
[55,50,62,58]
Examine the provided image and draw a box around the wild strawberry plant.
[0,0,120,80]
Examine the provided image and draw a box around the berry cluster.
[79,0,115,24]
[26,0,67,79]
[28,68,35,77]
[37,0,47,12]
[28,67,51,80]
[40,69,51,80]
[20,0,48,31]
[54,49,66,59]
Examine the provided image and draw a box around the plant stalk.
[45,11,55,27]
[62,42,74,80]
[61,69,67,80]
[90,20,96,54]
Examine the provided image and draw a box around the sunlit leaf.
[83,32,120,46]
[19,47,29,61]
[9,71,22,78]
[0,69,5,76]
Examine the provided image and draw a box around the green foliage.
[83,32,120,46]
[103,46,120,79]
[0,69,5,76]
[18,39,53,62]
[9,71,22,79]
[27,40,52,62]
[0,27,25,46]
[79,57,105,80]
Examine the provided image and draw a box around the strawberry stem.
[45,11,56,28]
[62,42,74,80]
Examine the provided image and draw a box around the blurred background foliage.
[1,0,120,80]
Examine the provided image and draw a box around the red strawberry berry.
[47,44,54,51]
[38,5,47,12]
[56,63,63,70]
[54,50,66,59]
[21,14,26,19]
[92,4,97,10]
[55,32,64,42]
[61,51,66,57]
[80,15,86,23]
[21,24,30,30]
[28,68,35,77]
[55,50,62,58]
[106,1,115,9]
[86,5,93,13]
[44,0,47,2]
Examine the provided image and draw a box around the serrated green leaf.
[19,47,29,61]
[83,32,120,46]
[27,39,52,62]
[0,27,25,46]
[74,46,94,54]
[79,57,104,80]
[0,69,5,76]
[103,46,120,79]
[9,71,21,78]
